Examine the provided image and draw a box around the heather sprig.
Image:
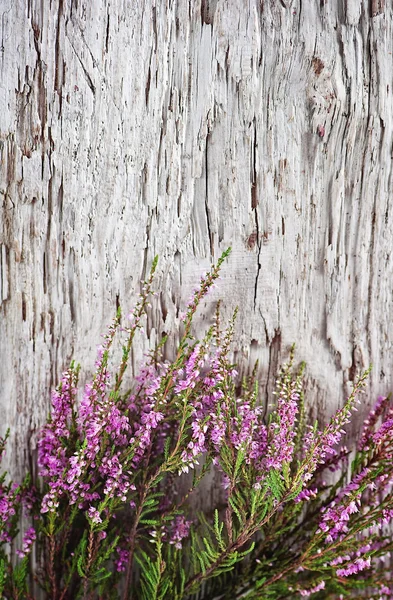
[2,250,393,599]
[0,432,35,598]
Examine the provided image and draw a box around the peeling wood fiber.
[1,0,393,476]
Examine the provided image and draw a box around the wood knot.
[246,231,258,250]
[312,57,325,76]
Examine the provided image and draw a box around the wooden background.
[1,0,392,478]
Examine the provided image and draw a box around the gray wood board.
[1,0,392,478]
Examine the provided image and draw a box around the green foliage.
[0,559,6,598]
[12,557,29,595]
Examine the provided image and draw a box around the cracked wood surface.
[1,0,393,479]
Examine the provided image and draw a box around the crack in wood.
[205,133,214,258]
[105,11,110,54]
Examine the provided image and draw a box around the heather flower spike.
[2,251,393,599]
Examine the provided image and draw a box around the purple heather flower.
[115,547,130,572]
[16,527,36,558]
[0,496,16,521]
[0,482,32,546]
[164,515,192,550]
[180,421,208,473]
[298,580,325,597]
[318,493,361,543]
[302,410,358,482]
[174,344,205,395]
[372,417,393,446]
[294,488,318,503]
[261,369,301,473]
[379,585,393,596]
[87,506,102,525]
[38,369,75,479]
[359,396,390,451]
[379,508,393,526]
[336,556,371,577]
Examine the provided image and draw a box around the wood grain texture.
[1,0,393,478]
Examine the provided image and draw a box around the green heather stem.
[48,533,57,600]
[115,257,158,394]
[184,487,295,595]
[123,494,146,600]
[83,530,95,600]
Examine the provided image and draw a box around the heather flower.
[180,421,208,473]
[174,344,204,394]
[379,585,393,596]
[131,407,165,467]
[295,487,318,503]
[115,547,130,572]
[372,417,393,446]
[359,395,391,451]
[230,401,263,453]
[100,451,136,500]
[318,496,360,543]
[300,369,369,483]
[16,527,36,558]
[379,508,393,526]
[38,368,77,479]
[164,515,192,550]
[264,382,300,470]
[87,506,102,525]
[0,495,16,522]
[0,478,30,549]
[209,413,226,448]
[298,580,325,597]
[336,556,371,577]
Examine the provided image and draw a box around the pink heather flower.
[372,417,393,446]
[0,496,16,522]
[331,539,389,576]
[359,395,390,451]
[174,344,205,395]
[264,394,298,470]
[318,467,373,542]
[336,556,371,577]
[299,374,369,484]
[230,401,264,455]
[380,585,393,595]
[318,494,361,543]
[164,515,192,550]
[0,482,33,545]
[209,414,226,449]
[379,508,393,526]
[299,580,325,596]
[16,527,36,558]
[115,547,130,572]
[180,422,208,473]
[38,369,75,479]
[87,506,102,525]
[262,364,302,473]
[99,452,136,500]
[294,488,318,503]
[325,445,349,473]
[131,408,164,467]
[330,554,352,566]
[302,423,352,483]
[21,486,36,515]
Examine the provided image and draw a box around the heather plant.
[1,250,393,599]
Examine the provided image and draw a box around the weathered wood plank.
[1,0,393,478]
